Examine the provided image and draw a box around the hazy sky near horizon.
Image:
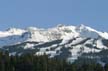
[0,0,108,31]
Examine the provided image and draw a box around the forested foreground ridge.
[0,51,107,71]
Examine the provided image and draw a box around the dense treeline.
[0,51,108,71]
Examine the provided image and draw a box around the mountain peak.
[6,27,25,35]
[76,24,97,32]
[27,27,39,31]
[57,24,65,28]
[6,27,19,31]
[79,24,86,28]
[78,24,89,30]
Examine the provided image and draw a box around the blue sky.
[0,0,108,31]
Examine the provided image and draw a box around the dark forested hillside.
[0,51,107,71]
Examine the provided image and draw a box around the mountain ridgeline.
[0,24,108,64]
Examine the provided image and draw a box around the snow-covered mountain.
[0,24,108,64]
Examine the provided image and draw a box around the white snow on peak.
[76,24,108,39]
[56,24,65,27]
[27,27,45,31]
[77,24,97,32]
[0,32,30,46]
[0,28,25,38]
[98,32,108,39]
[0,24,107,46]
[7,28,25,34]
